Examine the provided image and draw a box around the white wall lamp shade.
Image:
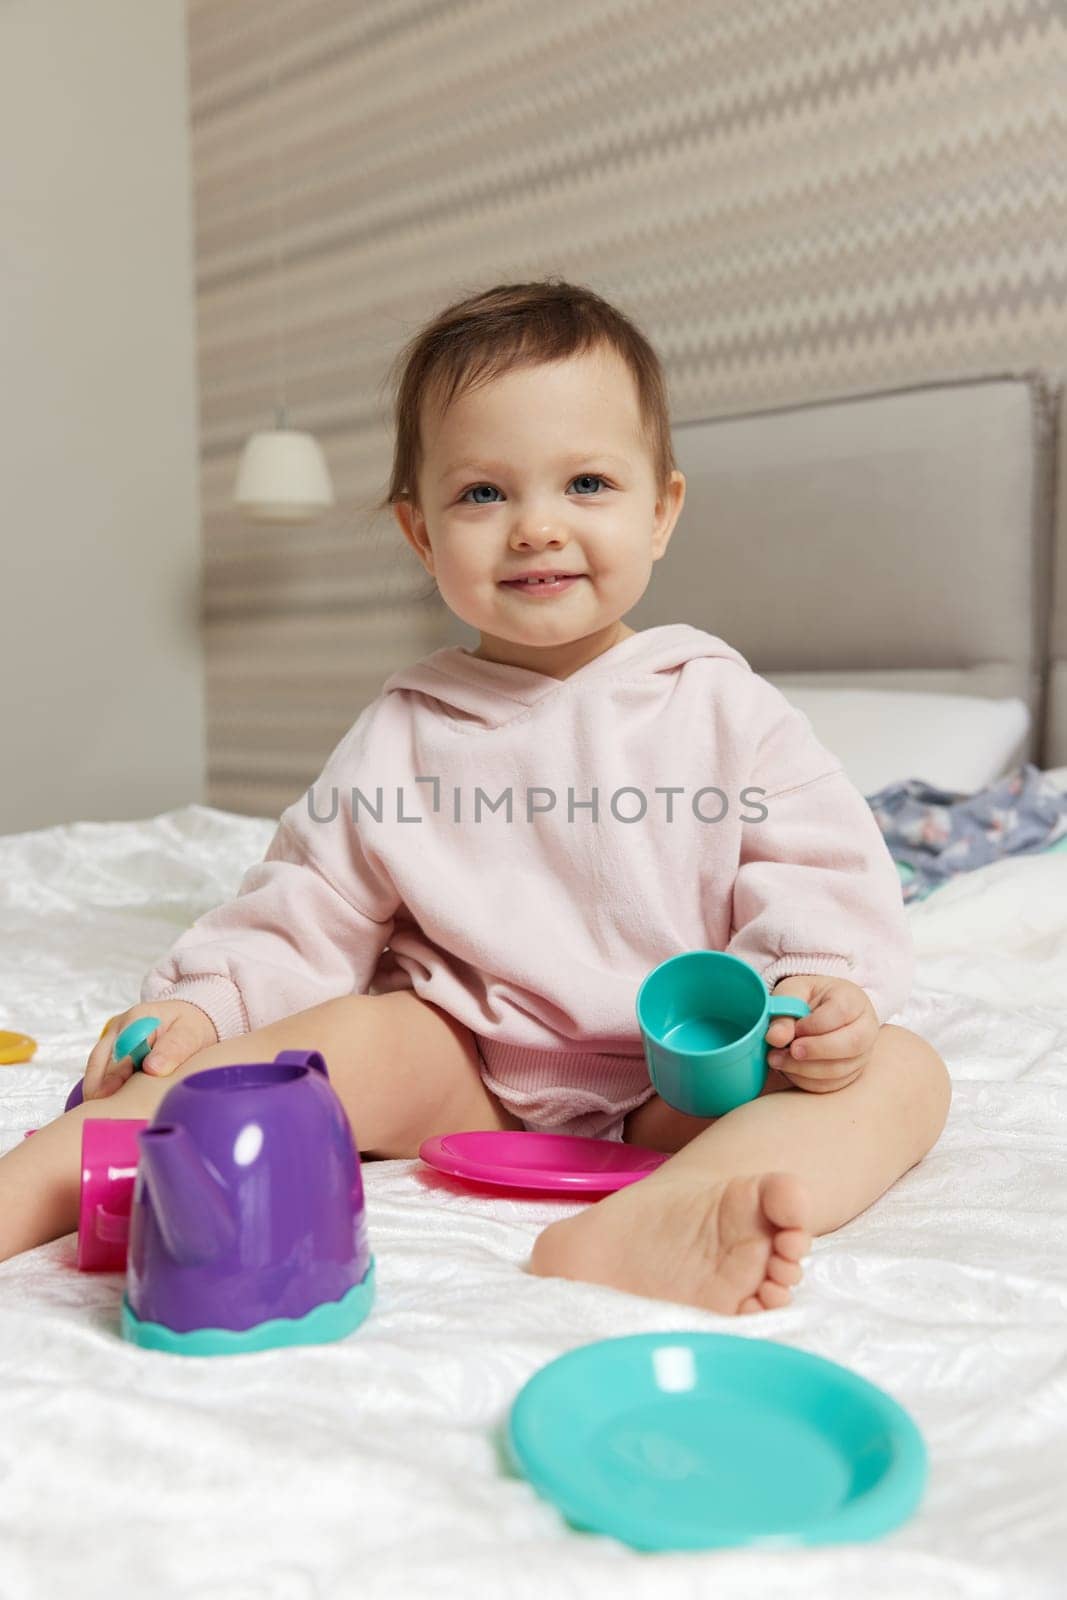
[233,428,336,524]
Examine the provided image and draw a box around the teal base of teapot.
[120,1256,376,1356]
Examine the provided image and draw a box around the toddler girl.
[0,279,951,1313]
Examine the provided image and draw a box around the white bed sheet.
[1,791,1066,1600]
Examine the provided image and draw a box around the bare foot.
[528,1171,813,1315]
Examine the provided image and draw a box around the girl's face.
[393,344,686,678]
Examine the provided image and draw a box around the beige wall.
[0,0,204,833]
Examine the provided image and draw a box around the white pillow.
[772,686,1031,797]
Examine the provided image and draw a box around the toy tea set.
[13,950,926,1551]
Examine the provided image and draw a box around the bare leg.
[529,1024,952,1314]
[0,991,519,1264]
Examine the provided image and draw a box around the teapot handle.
[272,1048,330,1080]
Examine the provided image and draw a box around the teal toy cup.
[636,952,811,1117]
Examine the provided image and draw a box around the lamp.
[234,418,334,525]
[233,7,335,525]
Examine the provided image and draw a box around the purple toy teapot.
[121,1048,375,1356]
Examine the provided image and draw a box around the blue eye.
[458,474,609,504]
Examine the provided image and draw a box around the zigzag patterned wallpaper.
[186,0,1067,816]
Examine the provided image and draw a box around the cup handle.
[768,996,811,1020]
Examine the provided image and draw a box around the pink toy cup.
[76,1117,149,1271]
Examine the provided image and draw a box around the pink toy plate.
[418,1130,668,1194]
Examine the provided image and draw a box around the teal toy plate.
[507,1332,927,1551]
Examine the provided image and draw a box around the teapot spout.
[137,1123,238,1266]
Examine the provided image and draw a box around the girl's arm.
[142,708,401,1040]
[720,675,915,1027]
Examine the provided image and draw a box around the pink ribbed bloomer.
[473,1035,657,1141]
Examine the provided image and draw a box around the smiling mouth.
[499,574,586,587]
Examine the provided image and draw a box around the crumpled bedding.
[867,761,1067,902]
[2,789,1067,1600]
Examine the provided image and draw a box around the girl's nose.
[510,516,565,547]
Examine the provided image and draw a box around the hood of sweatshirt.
[379,624,750,731]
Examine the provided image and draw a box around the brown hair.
[374,277,676,520]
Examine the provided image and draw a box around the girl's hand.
[81,1000,218,1101]
[764,975,879,1093]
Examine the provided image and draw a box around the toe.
[766,1253,802,1287]
[773,1227,812,1262]
[757,1281,792,1310]
[760,1173,814,1238]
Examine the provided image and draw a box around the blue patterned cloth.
[865,763,1067,903]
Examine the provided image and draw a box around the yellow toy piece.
[0,1030,37,1065]
[0,1016,119,1067]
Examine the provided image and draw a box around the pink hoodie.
[141,625,914,1049]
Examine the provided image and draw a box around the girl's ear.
[393,499,434,572]
[652,470,686,559]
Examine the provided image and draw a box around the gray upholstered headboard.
[442,372,1065,769]
[625,373,1063,768]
